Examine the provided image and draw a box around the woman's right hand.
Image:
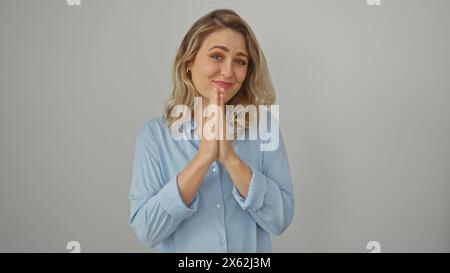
[196,86,225,166]
[176,86,224,207]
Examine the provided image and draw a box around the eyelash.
[211,53,247,66]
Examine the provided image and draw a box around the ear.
[186,61,193,70]
[185,61,193,79]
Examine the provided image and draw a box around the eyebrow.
[208,45,248,59]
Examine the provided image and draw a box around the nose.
[220,60,233,78]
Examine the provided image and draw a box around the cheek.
[191,60,220,96]
[201,62,220,80]
[228,69,248,98]
[235,67,248,85]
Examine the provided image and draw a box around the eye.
[236,59,247,66]
[211,53,223,61]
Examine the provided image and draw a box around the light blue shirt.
[128,115,294,252]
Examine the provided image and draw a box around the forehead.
[200,28,247,53]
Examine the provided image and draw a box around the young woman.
[129,9,294,252]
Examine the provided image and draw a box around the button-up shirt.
[128,115,294,252]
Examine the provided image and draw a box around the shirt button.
[216,203,222,209]
[219,239,225,245]
[211,167,217,173]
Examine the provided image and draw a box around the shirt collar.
[181,117,241,137]
[181,118,198,133]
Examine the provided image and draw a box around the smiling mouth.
[213,80,233,89]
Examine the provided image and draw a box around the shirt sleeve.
[128,125,199,248]
[232,130,295,236]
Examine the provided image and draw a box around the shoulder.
[136,115,167,147]
[142,115,166,132]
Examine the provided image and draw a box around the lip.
[213,80,233,89]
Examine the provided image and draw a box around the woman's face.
[188,28,249,105]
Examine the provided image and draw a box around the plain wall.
[0,0,449,252]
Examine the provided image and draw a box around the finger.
[207,87,219,126]
[218,88,226,140]
[210,86,220,106]
[203,87,219,141]
[209,87,220,139]
[219,88,225,107]
[212,88,225,140]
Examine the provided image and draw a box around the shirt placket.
[210,161,227,252]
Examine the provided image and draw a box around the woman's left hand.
[217,89,238,166]
[215,89,252,197]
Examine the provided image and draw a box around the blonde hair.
[163,9,276,131]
